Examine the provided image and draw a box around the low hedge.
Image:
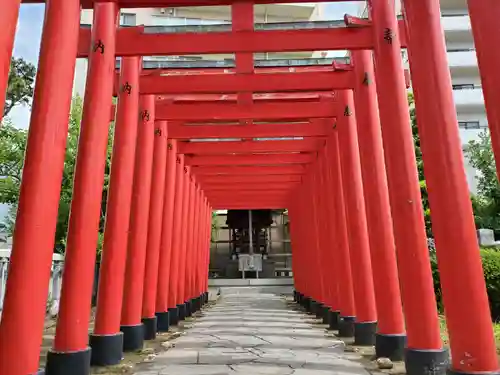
[430,248,500,320]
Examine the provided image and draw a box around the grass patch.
[439,315,500,353]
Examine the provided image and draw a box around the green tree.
[2,96,114,255]
[408,93,432,237]
[466,131,500,230]
[4,57,36,117]
[0,120,27,204]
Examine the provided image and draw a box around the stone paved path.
[135,290,370,375]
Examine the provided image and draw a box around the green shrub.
[431,248,500,320]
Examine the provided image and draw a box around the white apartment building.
[359,0,482,192]
[73,3,325,96]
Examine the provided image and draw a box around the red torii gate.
[0,1,499,375]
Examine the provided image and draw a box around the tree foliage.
[0,120,27,204]
[1,96,114,254]
[4,57,36,117]
[466,131,500,230]
[408,93,432,237]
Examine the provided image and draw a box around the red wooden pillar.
[309,171,320,308]
[299,183,311,302]
[204,198,211,303]
[369,0,444,371]
[200,193,208,304]
[199,198,208,305]
[0,0,21,122]
[298,191,310,305]
[182,179,195,316]
[403,0,499,373]
[289,202,304,301]
[156,139,178,331]
[193,191,203,306]
[200,191,207,303]
[178,172,194,318]
[142,120,168,340]
[96,94,154,361]
[318,150,341,327]
[168,155,186,324]
[337,90,377,345]
[0,0,79,373]
[299,191,311,305]
[468,0,500,182]
[303,174,322,309]
[311,161,330,320]
[51,2,118,371]
[351,50,406,358]
[95,60,142,353]
[190,185,201,311]
[194,187,202,304]
[51,52,139,372]
[203,200,211,301]
[189,187,199,310]
[289,200,302,303]
[325,134,356,331]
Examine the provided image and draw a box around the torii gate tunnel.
[1,0,500,374]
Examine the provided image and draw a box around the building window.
[441,13,469,17]
[453,84,481,90]
[453,84,476,90]
[447,47,475,52]
[120,13,136,26]
[459,121,481,130]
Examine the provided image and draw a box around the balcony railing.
[447,49,477,68]
[453,87,484,107]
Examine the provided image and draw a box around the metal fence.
[0,249,64,313]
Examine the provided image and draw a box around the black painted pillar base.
[120,324,144,352]
[177,303,186,321]
[191,297,199,312]
[89,332,123,366]
[168,307,179,325]
[375,333,406,361]
[315,302,324,319]
[322,305,330,324]
[196,296,202,311]
[185,300,192,317]
[309,300,317,315]
[328,310,340,331]
[446,368,500,375]
[156,311,170,332]
[45,347,91,375]
[303,296,311,311]
[142,316,157,340]
[338,316,355,338]
[405,348,449,375]
[354,321,377,346]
